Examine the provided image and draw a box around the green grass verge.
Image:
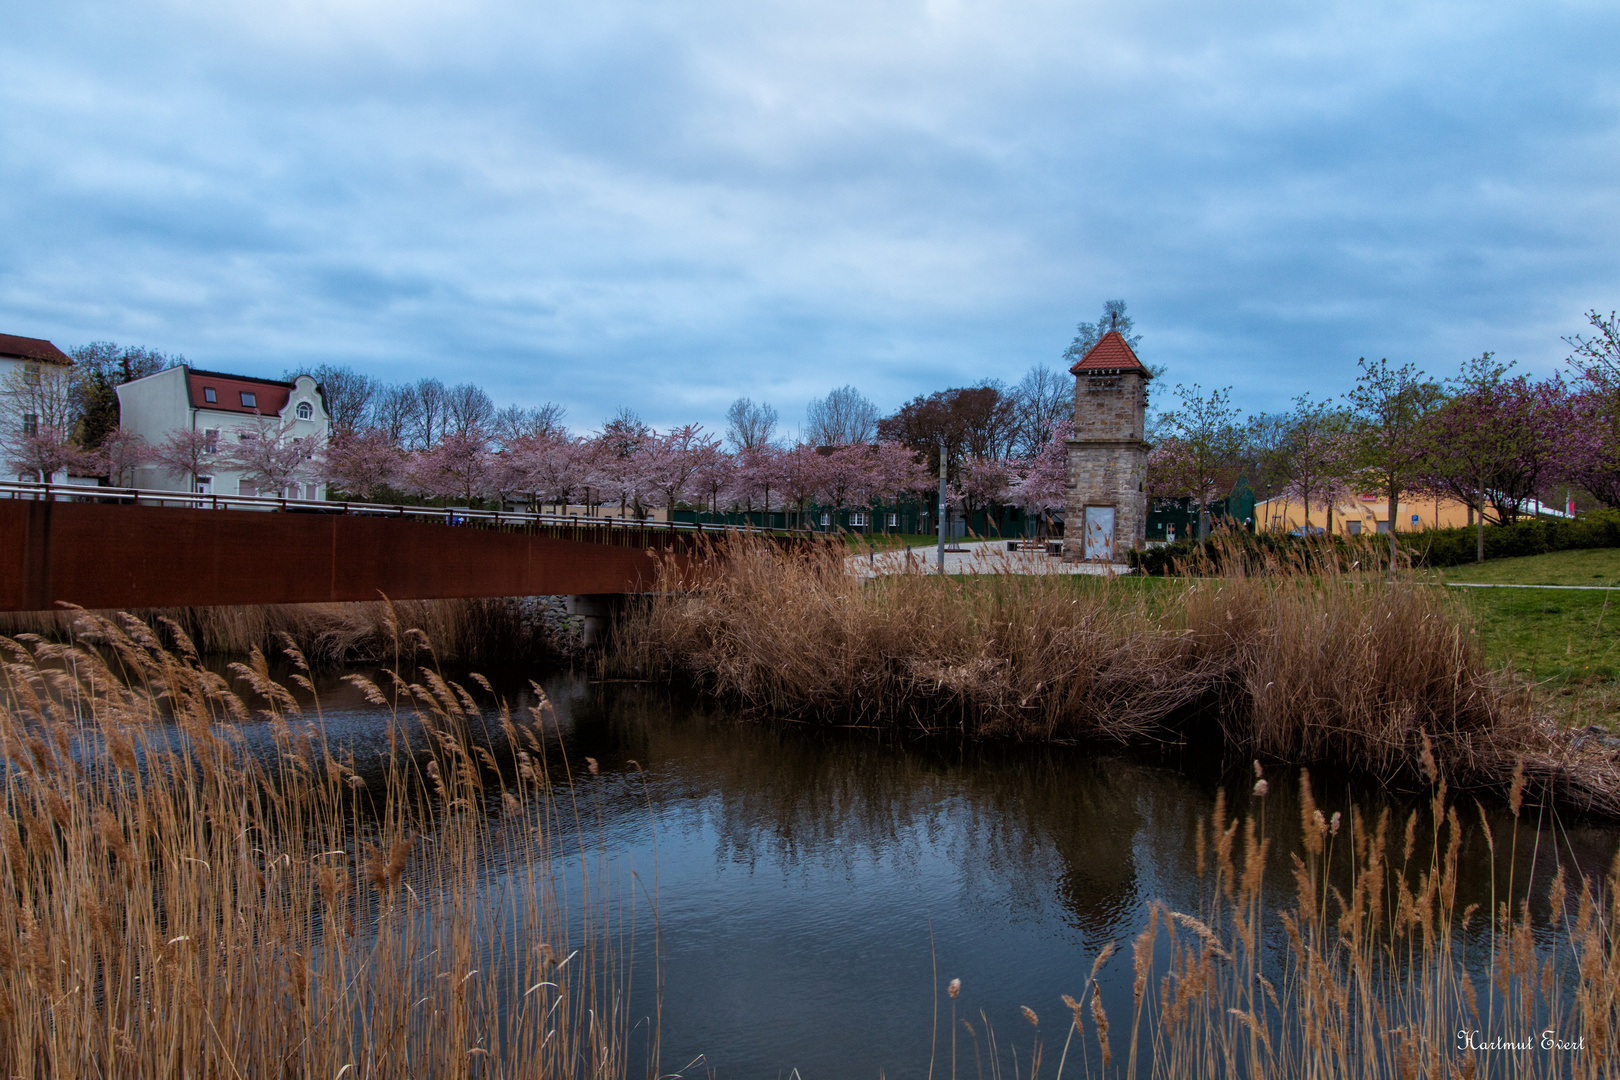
[1433,547,1620,586]
[1454,586,1619,727]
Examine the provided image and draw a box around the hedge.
[1126,509,1620,576]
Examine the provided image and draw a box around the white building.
[117,366,331,499]
[0,332,78,484]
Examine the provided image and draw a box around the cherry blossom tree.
[1562,310,1620,508]
[224,416,323,497]
[510,434,592,512]
[406,430,497,502]
[1347,357,1445,563]
[690,448,735,519]
[1423,355,1566,541]
[815,444,870,527]
[1561,388,1620,508]
[150,428,220,492]
[961,458,1017,533]
[321,428,405,500]
[1274,395,1355,534]
[1,361,88,481]
[854,441,927,532]
[643,424,721,519]
[95,429,150,488]
[1010,419,1071,531]
[728,446,784,517]
[1151,383,1244,539]
[778,444,829,529]
[6,430,96,483]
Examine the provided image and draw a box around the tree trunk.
[1387,486,1399,575]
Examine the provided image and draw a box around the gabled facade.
[1064,331,1152,563]
[0,332,77,483]
[117,366,331,498]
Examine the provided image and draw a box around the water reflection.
[203,668,1620,1077]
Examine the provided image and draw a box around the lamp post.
[937,438,948,572]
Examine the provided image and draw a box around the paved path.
[1439,581,1620,591]
[848,539,1130,577]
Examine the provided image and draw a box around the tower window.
[296,401,313,419]
[203,387,217,403]
[240,391,257,408]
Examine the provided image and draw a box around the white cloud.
[2,0,1618,431]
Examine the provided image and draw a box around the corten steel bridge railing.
[0,480,806,613]
[0,479,759,545]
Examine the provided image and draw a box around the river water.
[264,669,1617,1079]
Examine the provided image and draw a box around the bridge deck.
[0,490,742,612]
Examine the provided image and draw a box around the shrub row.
[1126,508,1620,575]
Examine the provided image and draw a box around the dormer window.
[240,391,257,408]
[296,402,313,420]
[203,387,217,403]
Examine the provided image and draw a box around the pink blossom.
[321,428,405,499]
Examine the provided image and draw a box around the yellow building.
[1255,492,1476,536]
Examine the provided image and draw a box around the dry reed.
[0,595,568,668]
[615,536,1620,813]
[942,767,1620,1079]
[0,610,646,1078]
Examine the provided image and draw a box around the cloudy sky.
[3,0,1618,435]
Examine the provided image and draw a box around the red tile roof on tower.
[1068,330,1150,376]
[0,333,72,365]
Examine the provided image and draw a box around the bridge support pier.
[565,594,626,648]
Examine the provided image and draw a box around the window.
[239,391,257,408]
[238,431,256,441]
[203,387,217,404]
[850,511,869,527]
[887,513,898,528]
[195,476,212,495]
[239,480,258,497]
[820,512,831,527]
[1347,520,1362,535]
[1375,520,1390,534]
[296,401,312,420]
[21,413,37,437]
[203,428,219,452]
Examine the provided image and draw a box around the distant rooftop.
[184,368,295,415]
[0,333,71,365]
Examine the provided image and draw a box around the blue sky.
[3,0,1618,435]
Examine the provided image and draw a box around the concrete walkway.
[1439,581,1620,591]
[848,539,1131,577]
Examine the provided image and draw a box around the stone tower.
[1064,331,1152,563]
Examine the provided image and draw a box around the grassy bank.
[614,538,1620,813]
[0,612,640,1078]
[1455,587,1617,726]
[0,595,571,668]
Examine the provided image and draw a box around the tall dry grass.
[940,765,1620,1079]
[0,610,648,1078]
[615,536,1620,813]
[0,595,565,668]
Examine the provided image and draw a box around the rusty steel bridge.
[0,483,748,614]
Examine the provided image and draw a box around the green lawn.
[1418,551,1620,724]
[1430,546,1620,586]
[1458,584,1617,682]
